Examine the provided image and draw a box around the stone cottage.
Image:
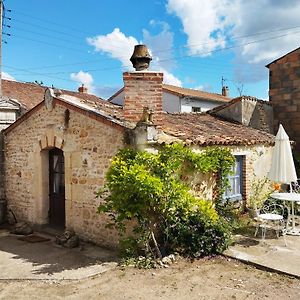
[2,45,275,247]
[267,47,300,152]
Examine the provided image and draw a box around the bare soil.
[0,256,299,300]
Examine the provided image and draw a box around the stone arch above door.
[39,131,64,150]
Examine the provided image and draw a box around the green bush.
[97,144,234,261]
[165,198,231,257]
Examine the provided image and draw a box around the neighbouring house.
[266,47,300,152]
[0,79,104,130]
[208,95,273,133]
[2,45,275,248]
[108,83,231,113]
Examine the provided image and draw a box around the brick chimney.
[78,84,88,93]
[123,45,163,126]
[222,86,229,97]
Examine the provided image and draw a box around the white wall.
[162,92,181,113]
[110,90,223,113]
[181,98,221,113]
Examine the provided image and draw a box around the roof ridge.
[162,83,226,97]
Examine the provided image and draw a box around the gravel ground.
[0,256,299,300]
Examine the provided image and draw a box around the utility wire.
[6,28,300,77]
[5,16,84,40]
[12,9,93,36]
[7,13,300,58]
[11,34,88,53]
[9,25,300,73]
[11,25,87,47]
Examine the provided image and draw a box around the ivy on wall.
[97,143,235,261]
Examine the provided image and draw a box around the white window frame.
[224,156,243,201]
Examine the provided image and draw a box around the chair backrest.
[261,203,284,216]
[290,181,300,193]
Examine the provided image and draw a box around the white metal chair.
[289,181,300,226]
[254,203,287,246]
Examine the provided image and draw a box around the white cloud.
[70,70,121,99]
[70,70,94,93]
[167,0,300,82]
[87,28,139,67]
[2,72,16,81]
[87,25,182,87]
[161,69,182,86]
[167,0,229,56]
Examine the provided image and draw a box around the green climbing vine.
[97,143,235,261]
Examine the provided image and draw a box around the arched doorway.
[49,148,65,228]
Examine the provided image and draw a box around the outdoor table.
[270,192,300,235]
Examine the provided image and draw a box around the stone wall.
[0,132,5,200]
[268,48,300,152]
[0,132,6,223]
[192,144,273,208]
[4,102,125,248]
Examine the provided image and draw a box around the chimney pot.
[78,84,88,93]
[130,44,152,71]
[222,86,229,97]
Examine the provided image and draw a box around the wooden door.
[49,148,65,228]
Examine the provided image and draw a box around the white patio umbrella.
[268,124,297,184]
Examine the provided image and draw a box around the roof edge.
[107,87,124,102]
[4,97,126,135]
[266,47,300,68]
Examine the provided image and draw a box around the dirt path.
[0,256,299,300]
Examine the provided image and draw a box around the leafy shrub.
[97,144,235,261]
[165,199,231,257]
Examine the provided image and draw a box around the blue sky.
[2,0,300,100]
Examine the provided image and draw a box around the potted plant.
[248,177,276,218]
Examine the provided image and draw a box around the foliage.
[97,143,235,261]
[248,176,275,210]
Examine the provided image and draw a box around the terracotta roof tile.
[160,113,274,146]
[2,79,108,109]
[162,84,231,103]
[2,80,274,146]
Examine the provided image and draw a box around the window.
[224,156,243,201]
[192,107,202,112]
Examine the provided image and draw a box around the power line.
[7,28,300,77]
[8,12,300,60]
[11,34,87,53]
[12,9,93,36]
[3,64,76,83]
[8,25,300,73]
[11,25,87,47]
[5,16,85,40]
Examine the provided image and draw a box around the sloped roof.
[2,79,107,110]
[161,112,274,146]
[266,47,300,68]
[162,84,231,103]
[208,95,271,115]
[3,80,274,146]
[108,84,231,103]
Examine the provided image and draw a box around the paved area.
[0,228,118,280]
[224,232,300,278]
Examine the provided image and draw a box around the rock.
[64,235,79,248]
[12,222,33,235]
[162,256,172,265]
[55,229,79,248]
